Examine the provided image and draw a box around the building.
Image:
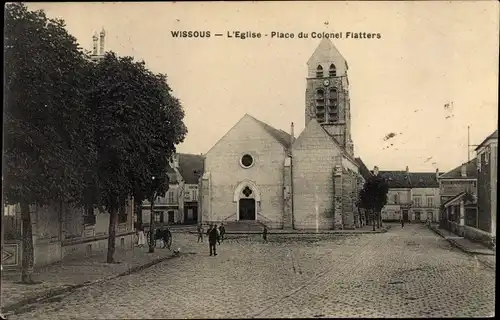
[2,201,135,271]
[438,159,478,204]
[475,130,497,236]
[199,38,363,230]
[438,130,497,247]
[140,153,204,226]
[90,28,106,62]
[379,167,441,222]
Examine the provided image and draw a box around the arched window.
[316,65,323,78]
[329,64,337,77]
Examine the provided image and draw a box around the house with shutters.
[379,167,441,223]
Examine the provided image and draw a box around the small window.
[316,65,324,78]
[329,64,337,77]
[241,154,254,168]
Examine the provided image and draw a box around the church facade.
[199,38,363,230]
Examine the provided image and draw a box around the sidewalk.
[188,225,390,235]
[428,224,496,269]
[1,233,195,315]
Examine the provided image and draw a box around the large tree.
[88,53,187,262]
[4,3,94,283]
[358,174,389,231]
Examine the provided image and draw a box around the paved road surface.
[8,224,495,319]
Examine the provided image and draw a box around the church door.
[239,199,256,220]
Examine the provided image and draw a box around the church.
[199,38,365,230]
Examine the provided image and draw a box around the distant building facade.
[379,167,441,222]
[140,153,204,226]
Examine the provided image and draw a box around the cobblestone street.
[8,224,495,319]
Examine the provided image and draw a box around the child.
[197,224,204,243]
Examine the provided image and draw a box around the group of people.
[197,223,226,256]
[135,223,172,250]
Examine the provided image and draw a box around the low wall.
[62,232,135,261]
[34,239,62,267]
[447,221,495,249]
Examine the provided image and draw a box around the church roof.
[247,115,292,149]
[178,153,204,184]
[439,158,478,179]
[320,126,357,164]
[355,157,372,180]
[307,37,347,66]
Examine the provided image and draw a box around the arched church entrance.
[234,181,260,221]
[239,198,256,220]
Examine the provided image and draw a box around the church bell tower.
[305,38,354,156]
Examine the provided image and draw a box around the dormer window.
[329,64,337,77]
[316,65,324,78]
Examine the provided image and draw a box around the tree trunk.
[376,211,380,229]
[379,213,383,228]
[148,198,155,253]
[135,198,142,225]
[20,201,35,284]
[106,204,118,263]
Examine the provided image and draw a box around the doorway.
[239,199,256,220]
[402,210,409,222]
[168,211,175,224]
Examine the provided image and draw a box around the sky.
[27,1,499,173]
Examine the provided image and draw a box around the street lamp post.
[148,176,156,253]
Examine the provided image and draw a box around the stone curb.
[428,225,495,269]
[1,253,180,315]
[187,230,388,235]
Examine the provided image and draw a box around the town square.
[2,2,497,319]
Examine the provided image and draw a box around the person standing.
[197,224,204,243]
[162,227,172,249]
[219,223,225,243]
[137,223,146,248]
[263,225,268,242]
[401,216,405,228]
[208,224,218,256]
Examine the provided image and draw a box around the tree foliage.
[4,3,188,268]
[358,175,389,213]
[4,3,94,206]
[4,2,95,283]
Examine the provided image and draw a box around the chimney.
[290,122,295,145]
[92,32,98,55]
[373,166,379,176]
[461,163,467,177]
[436,168,439,180]
[406,166,409,173]
[99,28,106,55]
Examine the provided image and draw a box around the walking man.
[208,224,218,256]
[219,223,225,243]
[197,224,204,243]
